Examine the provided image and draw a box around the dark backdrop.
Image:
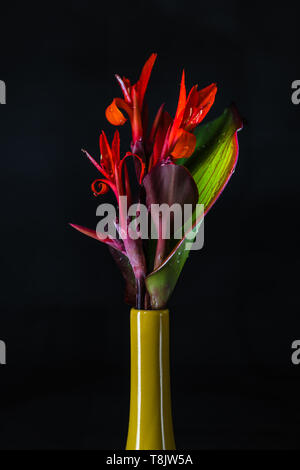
[0,0,300,450]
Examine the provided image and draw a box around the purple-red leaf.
[108,247,136,306]
[143,163,199,270]
[69,223,125,253]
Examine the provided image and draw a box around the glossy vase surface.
[126,308,175,450]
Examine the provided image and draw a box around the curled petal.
[91,178,118,200]
[91,179,110,196]
[171,129,196,159]
[105,99,127,126]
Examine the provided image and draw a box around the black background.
[0,0,300,450]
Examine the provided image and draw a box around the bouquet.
[70,54,242,309]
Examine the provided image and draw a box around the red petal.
[149,103,165,144]
[131,87,143,142]
[119,152,145,185]
[182,85,199,125]
[135,53,157,108]
[99,131,114,175]
[122,76,131,90]
[105,99,127,125]
[169,70,186,146]
[171,129,196,159]
[186,83,217,130]
[91,179,110,196]
[115,74,131,103]
[151,110,172,166]
[195,83,217,108]
[186,85,199,107]
[91,176,118,200]
[176,70,187,117]
[81,148,110,180]
[111,130,120,164]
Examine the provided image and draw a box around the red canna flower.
[105,54,216,170]
[105,53,157,144]
[82,130,145,202]
[150,71,217,166]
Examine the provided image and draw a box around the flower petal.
[150,110,173,167]
[99,131,114,168]
[91,179,110,196]
[177,70,187,117]
[131,87,143,142]
[120,152,145,185]
[168,70,187,147]
[195,83,217,108]
[135,53,157,108]
[91,177,118,200]
[149,103,165,144]
[105,99,127,126]
[182,85,199,125]
[115,74,131,103]
[186,83,217,130]
[111,130,120,164]
[81,148,109,180]
[171,129,196,159]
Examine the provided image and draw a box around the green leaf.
[145,105,243,309]
[180,104,242,210]
[145,218,203,309]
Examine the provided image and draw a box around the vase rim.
[131,308,169,315]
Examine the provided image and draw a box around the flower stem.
[154,217,166,270]
[136,277,144,310]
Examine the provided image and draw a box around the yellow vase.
[126,308,176,450]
